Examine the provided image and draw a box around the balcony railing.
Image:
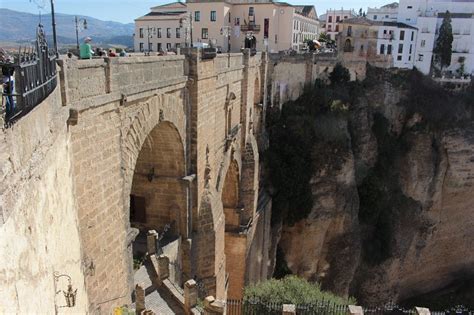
[240,24,261,33]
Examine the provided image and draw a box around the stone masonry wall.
[0,88,88,314]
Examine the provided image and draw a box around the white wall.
[377,26,417,69]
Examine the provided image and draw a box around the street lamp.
[75,16,88,50]
[220,26,231,52]
[179,13,194,48]
[145,26,156,55]
[50,0,58,56]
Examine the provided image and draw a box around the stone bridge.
[0,49,357,314]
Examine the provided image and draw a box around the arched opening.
[344,39,353,52]
[129,121,187,285]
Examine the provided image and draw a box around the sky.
[1,0,393,23]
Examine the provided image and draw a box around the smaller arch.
[222,160,240,231]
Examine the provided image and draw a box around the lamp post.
[179,13,194,48]
[75,16,88,50]
[50,0,58,56]
[220,26,231,52]
[145,26,156,55]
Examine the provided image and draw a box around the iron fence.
[1,24,57,126]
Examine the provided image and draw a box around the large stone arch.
[222,159,240,230]
[120,92,188,287]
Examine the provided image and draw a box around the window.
[176,43,181,49]
[409,44,412,54]
[176,28,180,38]
[195,11,200,22]
[211,10,216,21]
[407,5,413,9]
[398,43,403,53]
[383,29,387,34]
[374,15,378,20]
[397,55,402,61]
[148,43,153,51]
[166,43,171,51]
[387,44,392,55]
[328,16,333,23]
[202,28,208,39]
[139,42,144,51]
[336,16,340,22]
[380,44,385,54]
[409,56,412,61]
[385,15,389,18]
[418,54,424,61]
[139,28,144,38]
[157,28,162,38]
[235,18,240,25]
[344,16,348,19]
[275,34,278,44]
[421,40,426,47]
[347,25,352,36]
[229,12,231,23]
[360,44,364,52]
[249,7,255,16]
[167,28,171,38]
[328,24,332,31]
[411,31,414,41]
[157,43,162,52]
[335,25,339,32]
[264,18,269,38]
[400,30,405,40]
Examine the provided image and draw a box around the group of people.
[78,37,127,59]
[0,48,15,119]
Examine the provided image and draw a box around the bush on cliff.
[244,275,356,305]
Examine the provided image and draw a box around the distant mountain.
[0,8,134,47]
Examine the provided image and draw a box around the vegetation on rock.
[244,275,356,305]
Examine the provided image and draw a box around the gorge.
[266,66,474,307]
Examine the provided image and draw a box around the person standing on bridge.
[80,37,94,59]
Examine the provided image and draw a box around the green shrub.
[244,276,356,305]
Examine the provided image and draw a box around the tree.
[358,8,363,16]
[434,11,453,70]
[329,63,351,85]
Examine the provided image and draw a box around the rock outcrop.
[271,69,474,306]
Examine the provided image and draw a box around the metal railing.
[1,24,57,126]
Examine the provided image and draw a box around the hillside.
[0,8,134,47]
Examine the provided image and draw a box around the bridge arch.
[121,93,187,286]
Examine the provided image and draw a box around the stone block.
[135,284,145,314]
[147,230,158,255]
[282,304,296,315]
[415,307,431,315]
[184,279,198,311]
[348,305,364,315]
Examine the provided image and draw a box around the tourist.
[108,49,117,57]
[79,37,94,59]
[119,49,126,57]
[2,58,16,119]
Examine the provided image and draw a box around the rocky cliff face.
[270,69,474,306]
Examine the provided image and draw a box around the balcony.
[240,24,261,33]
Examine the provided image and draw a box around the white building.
[376,22,418,68]
[398,0,474,75]
[367,2,399,22]
[134,2,190,53]
[321,9,358,40]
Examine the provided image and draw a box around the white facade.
[398,0,474,75]
[323,9,357,40]
[367,3,399,22]
[376,24,418,68]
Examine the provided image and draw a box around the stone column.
[135,284,145,314]
[147,230,158,255]
[184,279,198,313]
[158,254,170,280]
[282,304,296,315]
[348,305,364,315]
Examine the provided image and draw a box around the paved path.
[133,261,184,314]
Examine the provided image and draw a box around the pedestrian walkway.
[132,261,184,314]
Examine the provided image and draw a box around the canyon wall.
[271,69,474,305]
